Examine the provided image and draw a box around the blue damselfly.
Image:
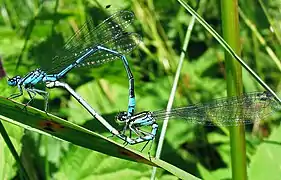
[116,91,279,145]
[8,10,141,119]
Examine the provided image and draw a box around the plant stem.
[150,15,196,180]
[220,0,247,179]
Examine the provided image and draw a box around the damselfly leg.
[115,91,278,153]
[20,87,49,112]
[7,11,140,119]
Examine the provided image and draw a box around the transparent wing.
[44,10,136,74]
[152,92,279,126]
[76,33,141,68]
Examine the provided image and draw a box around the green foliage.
[249,125,281,180]
[0,121,24,180]
[1,0,281,179]
[53,146,176,180]
[0,96,197,179]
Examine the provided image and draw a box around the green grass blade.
[0,96,153,164]
[151,158,201,180]
[0,97,197,179]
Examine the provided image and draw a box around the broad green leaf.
[248,125,281,180]
[53,145,178,180]
[197,163,217,180]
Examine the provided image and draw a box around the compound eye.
[116,111,128,122]
[7,76,21,86]
[8,79,15,86]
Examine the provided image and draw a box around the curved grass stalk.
[150,15,197,180]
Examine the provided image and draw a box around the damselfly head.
[257,91,272,101]
[8,75,21,86]
[115,111,127,124]
[259,91,281,111]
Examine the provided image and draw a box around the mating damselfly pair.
[7,10,281,147]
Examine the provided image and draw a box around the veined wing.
[44,10,136,74]
[75,32,141,68]
[47,32,141,74]
[151,91,279,126]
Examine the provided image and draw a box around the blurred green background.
[1,0,281,179]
